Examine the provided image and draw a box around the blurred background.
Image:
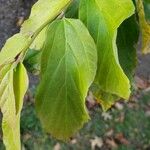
[0,0,150,150]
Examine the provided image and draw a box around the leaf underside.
[36,18,97,140]
[94,15,139,111]
[79,0,135,110]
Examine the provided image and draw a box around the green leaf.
[92,15,139,111]
[79,0,135,109]
[36,18,97,140]
[13,63,29,114]
[0,63,28,150]
[136,0,150,54]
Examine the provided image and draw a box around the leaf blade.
[36,18,97,140]
[0,63,28,150]
[79,0,135,108]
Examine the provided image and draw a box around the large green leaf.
[0,63,28,150]
[0,0,71,67]
[36,18,97,140]
[136,0,150,54]
[91,15,139,111]
[79,0,135,109]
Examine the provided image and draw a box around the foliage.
[1,90,150,150]
[0,0,150,149]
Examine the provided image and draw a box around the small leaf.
[36,18,97,140]
[79,0,135,110]
[0,63,28,150]
[136,0,150,54]
[13,63,29,114]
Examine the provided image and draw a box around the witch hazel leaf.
[0,63,28,150]
[79,0,134,105]
[94,15,139,111]
[136,0,150,54]
[36,18,97,140]
[0,69,18,150]
[13,63,29,114]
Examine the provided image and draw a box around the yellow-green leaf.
[36,18,97,140]
[0,63,28,150]
[13,63,29,114]
[79,0,134,109]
